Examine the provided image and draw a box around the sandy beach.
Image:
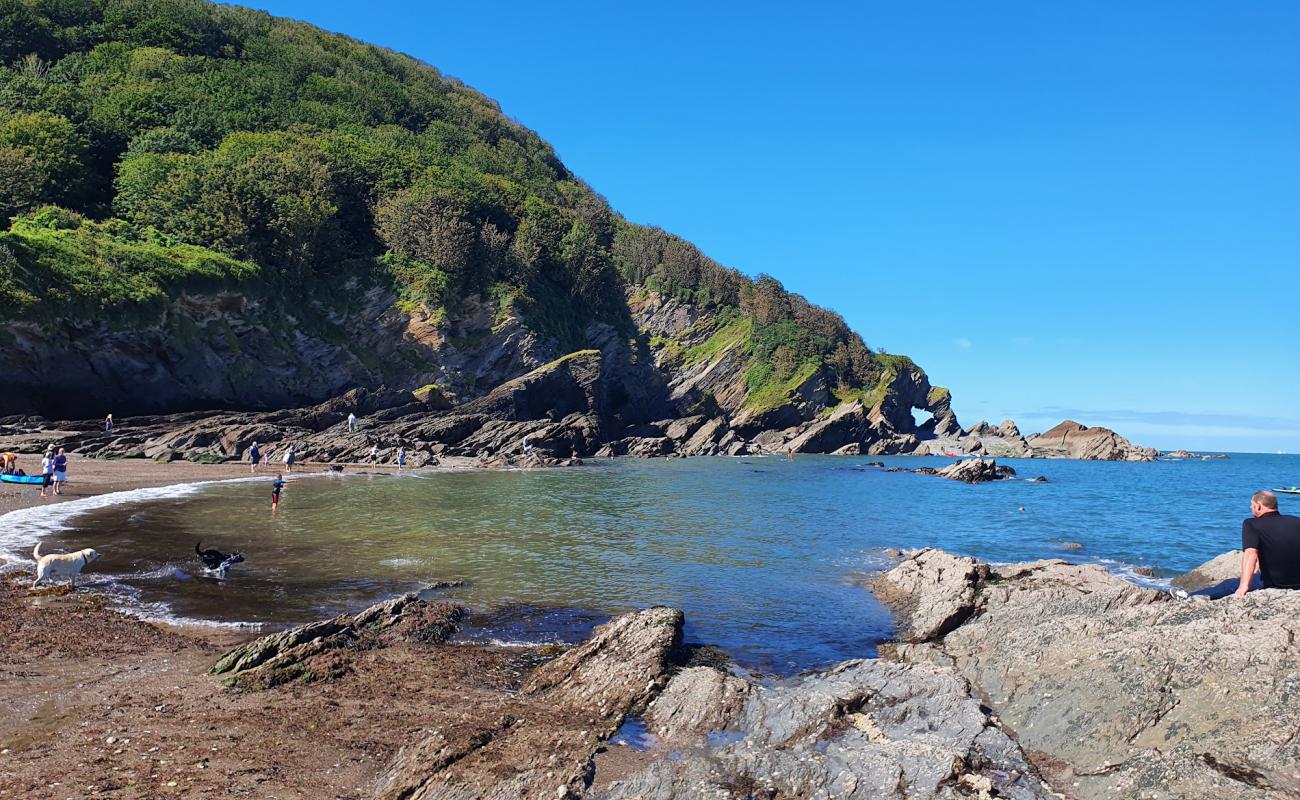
[0,453,535,799]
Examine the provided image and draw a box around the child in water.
[272,472,286,511]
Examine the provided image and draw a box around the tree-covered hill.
[0,0,940,436]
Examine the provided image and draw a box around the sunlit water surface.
[6,453,1297,674]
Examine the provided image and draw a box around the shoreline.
[0,456,1277,797]
[0,452,1191,639]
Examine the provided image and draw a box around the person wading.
[1234,490,1300,597]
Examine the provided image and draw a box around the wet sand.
[0,453,538,799]
[0,453,479,516]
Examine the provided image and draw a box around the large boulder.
[915,458,1015,483]
[595,659,1053,800]
[1026,419,1159,461]
[877,549,1300,799]
[643,666,752,743]
[1171,549,1249,596]
[871,548,989,641]
[377,607,683,800]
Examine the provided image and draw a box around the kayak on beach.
[0,474,46,485]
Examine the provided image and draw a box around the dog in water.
[31,542,101,589]
[195,541,244,580]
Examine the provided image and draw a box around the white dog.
[31,542,101,589]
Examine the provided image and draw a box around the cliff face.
[4,285,956,460]
[0,0,952,453]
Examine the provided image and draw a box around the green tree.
[0,110,88,206]
[0,145,46,221]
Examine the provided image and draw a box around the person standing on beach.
[369,444,379,467]
[248,441,262,473]
[1234,490,1300,597]
[104,413,113,432]
[51,448,68,495]
[283,445,296,473]
[271,472,285,511]
[347,412,357,432]
[397,446,407,472]
[39,449,53,498]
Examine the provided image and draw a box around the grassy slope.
[0,0,928,413]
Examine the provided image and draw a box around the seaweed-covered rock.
[377,607,684,800]
[210,593,463,689]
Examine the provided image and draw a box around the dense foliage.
[0,0,909,406]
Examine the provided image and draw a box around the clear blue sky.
[246,1,1300,452]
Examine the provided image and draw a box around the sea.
[2,452,1296,675]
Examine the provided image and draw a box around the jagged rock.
[523,606,682,712]
[679,416,730,456]
[663,415,706,442]
[870,548,989,642]
[643,666,752,743]
[831,442,861,455]
[210,593,463,689]
[1165,450,1231,459]
[917,386,962,439]
[959,435,984,454]
[377,607,682,800]
[880,550,1300,799]
[915,458,1015,483]
[594,659,1052,800]
[1026,419,1159,461]
[1171,550,1244,594]
[997,419,1022,438]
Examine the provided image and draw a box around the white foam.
[0,481,216,561]
[379,557,423,568]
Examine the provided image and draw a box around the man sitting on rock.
[1235,490,1300,597]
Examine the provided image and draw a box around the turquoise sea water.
[6,453,1298,674]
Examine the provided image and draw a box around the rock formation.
[594,659,1052,800]
[923,417,1159,462]
[914,458,1017,483]
[376,606,682,800]
[873,549,1300,799]
[1024,419,1160,461]
[211,592,464,689]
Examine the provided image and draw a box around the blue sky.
[247,1,1300,452]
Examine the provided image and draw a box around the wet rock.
[378,607,683,800]
[879,550,1300,799]
[1059,541,1084,550]
[915,458,1016,483]
[210,593,463,689]
[595,659,1052,800]
[643,666,751,743]
[870,548,989,642]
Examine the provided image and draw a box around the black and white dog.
[195,541,244,580]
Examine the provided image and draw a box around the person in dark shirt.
[1235,490,1300,597]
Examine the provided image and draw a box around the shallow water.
[4,453,1297,674]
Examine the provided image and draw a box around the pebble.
[105,737,117,745]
